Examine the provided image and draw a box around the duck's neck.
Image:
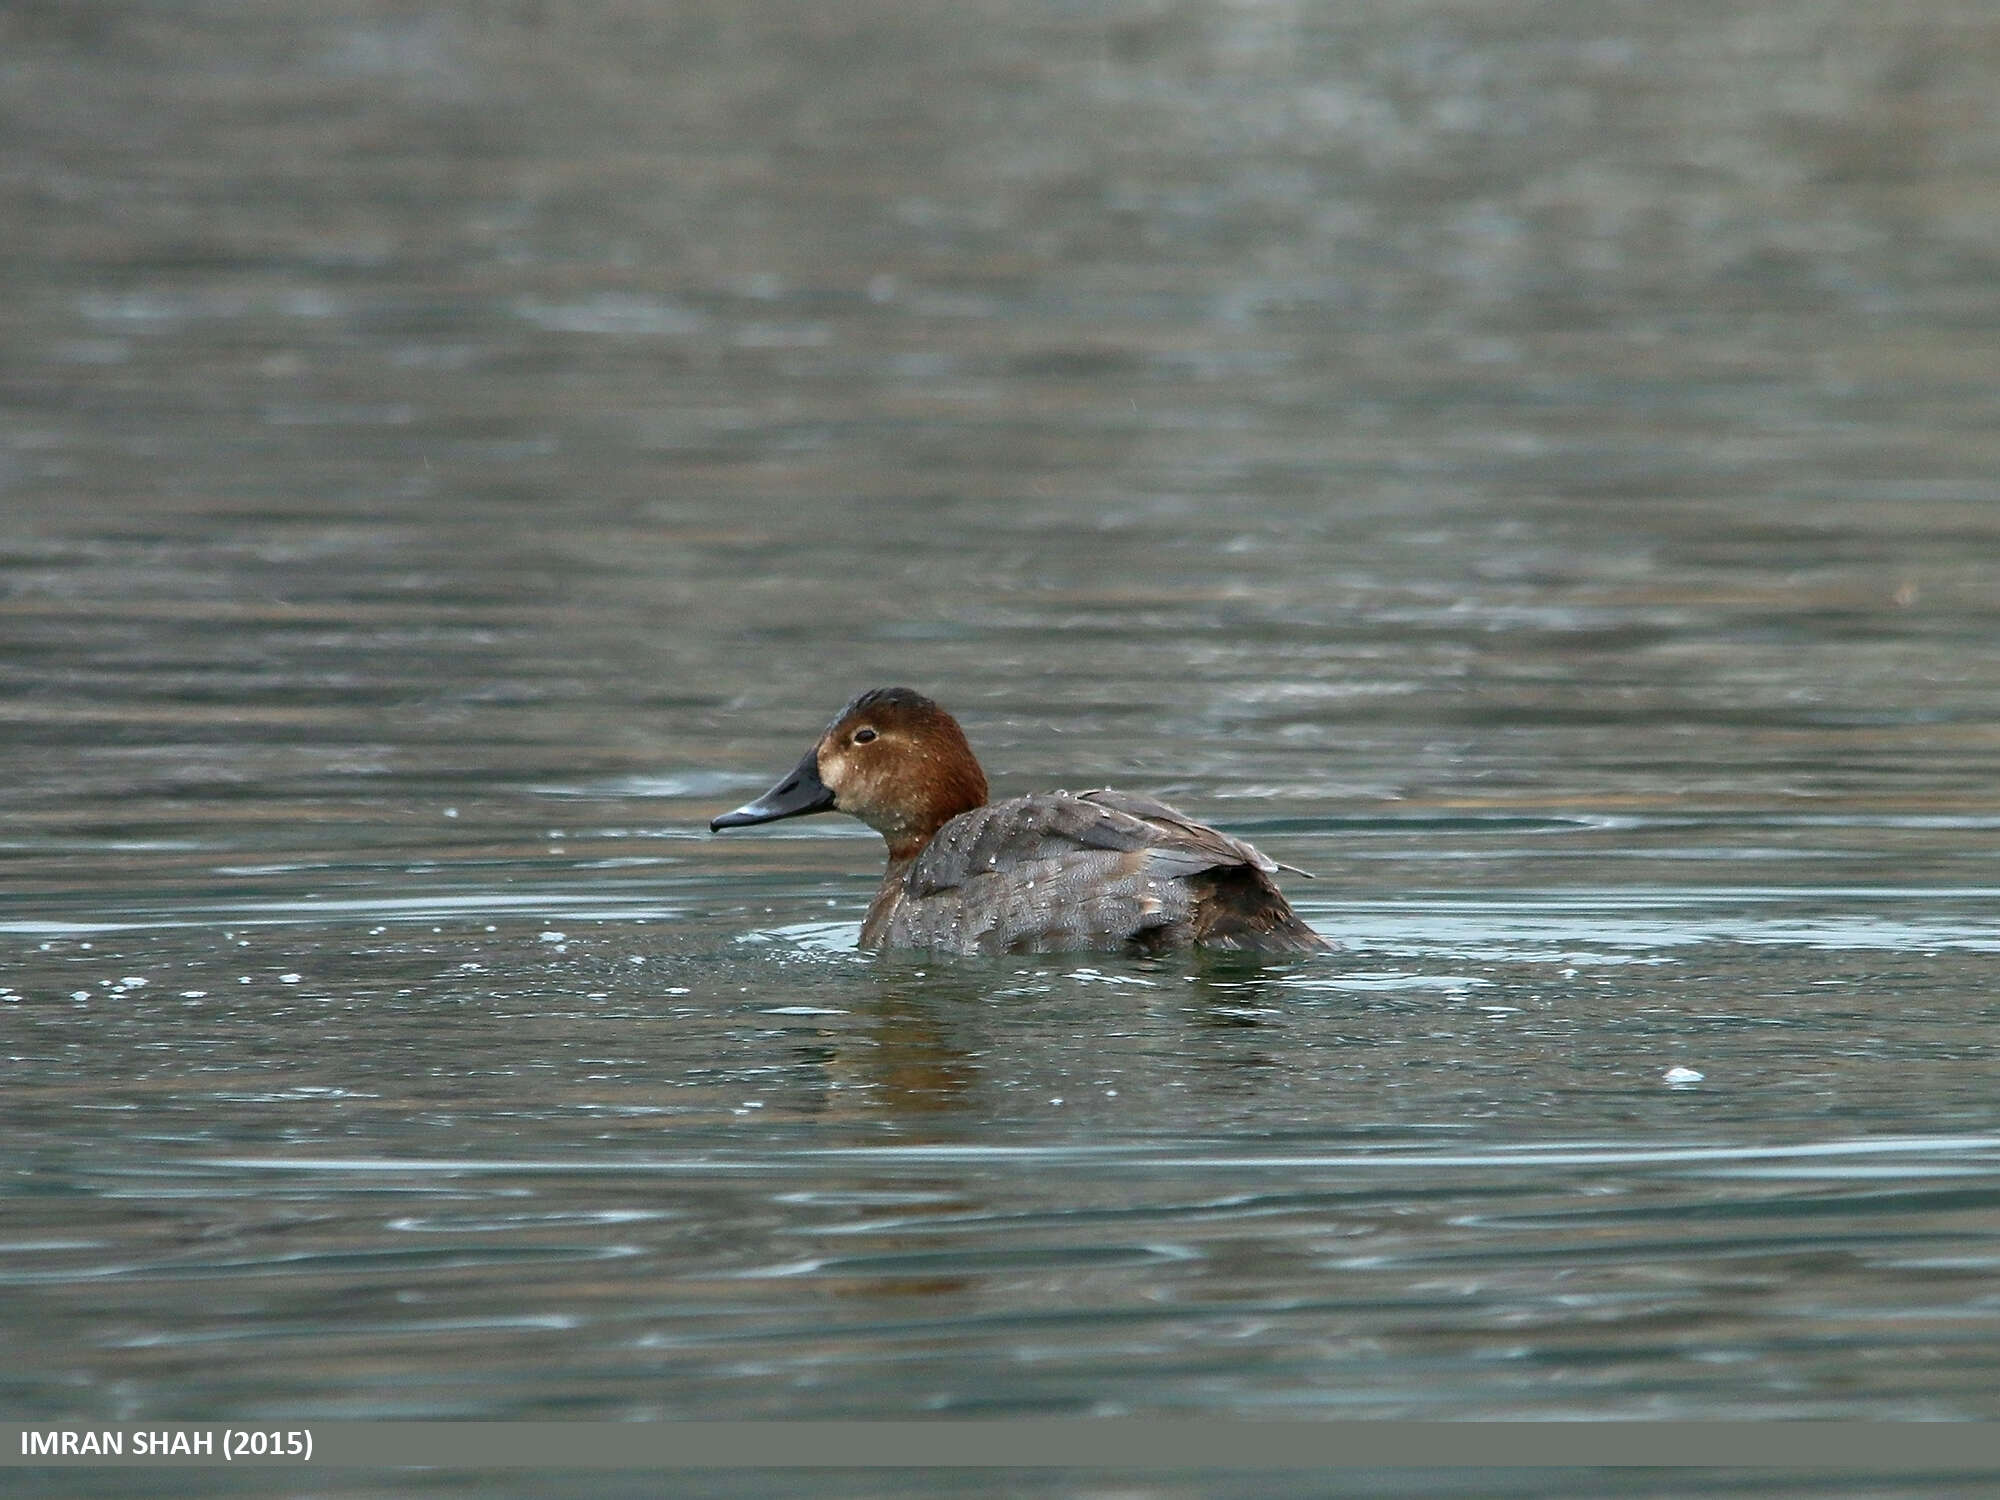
[879,772,987,863]
[882,817,946,861]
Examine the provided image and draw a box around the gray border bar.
[6,1422,2000,1470]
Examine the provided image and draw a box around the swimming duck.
[710,688,1330,956]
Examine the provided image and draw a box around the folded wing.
[882,791,1320,954]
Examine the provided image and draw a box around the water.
[5,0,2000,1489]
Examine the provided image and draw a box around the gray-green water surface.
[4,1,2000,1468]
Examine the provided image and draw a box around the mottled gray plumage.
[864,789,1327,955]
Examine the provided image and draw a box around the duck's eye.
[852,727,878,745]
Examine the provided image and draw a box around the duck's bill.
[710,749,835,830]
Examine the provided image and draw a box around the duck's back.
[860,789,1329,956]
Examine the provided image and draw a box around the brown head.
[710,687,990,860]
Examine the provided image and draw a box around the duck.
[710,687,1331,956]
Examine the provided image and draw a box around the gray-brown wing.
[885,847,1195,955]
[1074,788,1281,876]
[906,794,1152,896]
[907,790,1275,897]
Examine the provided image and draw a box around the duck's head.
[710,687,990,860]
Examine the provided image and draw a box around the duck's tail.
[1187,867,1334,954]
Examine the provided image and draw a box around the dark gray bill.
[710,748,835,830]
